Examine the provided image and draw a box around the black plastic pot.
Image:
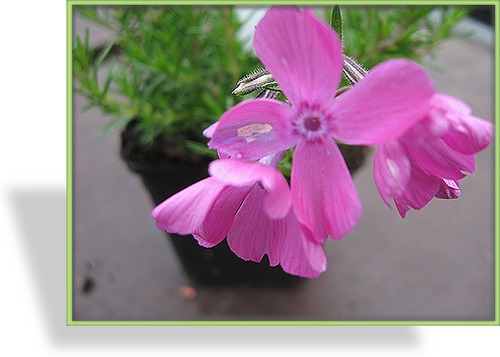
[121,123,369,287]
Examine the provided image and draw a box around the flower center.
[293,106,332,142]
[304,116,321,131]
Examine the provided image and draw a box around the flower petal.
[291,139,362,243]
[203,121,219,138]
[152,177,225,235]
[227,186,327,278]
[208,160,292,219]
[194,185,252,247]
[431,92,472,116]
[403,132,475,180]
[279,211,327,278]
[428,94,493,154]
[226,186,280,264]
[332,59,435,145]
[373,139,411,208]
[208,99,297,161]
[209,159,292,219]
[393,162,441,218]
[442,115,494,155]
[253,7,343,106]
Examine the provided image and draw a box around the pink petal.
[434,179,461,199]
[226,186,280,264]
[403,132,475,180]
[429,94,493,154]
[393,163,441,218]
[208,99,297,161]
[209,159,292,219]
[151,177,225,235]
[279,211,327,278]
[152,175,252,248]
[258,151,284,167]
[291,139,362,243]
[203,121,219,138]
[253,7,343,106]
[442,114,494,155]
[431,93,472,117]
[332,59,435,145]
[227,186,327,278]
[194,185,252,247]
[217,150,231,160]
[373,140,411,208]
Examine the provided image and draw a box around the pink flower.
[154,7,492,278]
[374,94,493,217]
[208,7,435,242]
[152,159,327,278]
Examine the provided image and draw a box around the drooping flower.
[225,180,327,278]
[152,159,327,277]
[208,7,436,243]
[373,93,493,217]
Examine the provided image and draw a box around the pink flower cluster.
[153,8,493,278]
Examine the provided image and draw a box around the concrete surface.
[71,12,495,322]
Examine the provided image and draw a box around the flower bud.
[232,68,276,96]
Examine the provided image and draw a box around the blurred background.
[71,5,495,321]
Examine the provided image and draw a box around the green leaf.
[93,41,115,72]
[101,59,116,98]
[329,5,343,43]
[201,91,224,117]
[98,115,133,140]
[185,140,219,159]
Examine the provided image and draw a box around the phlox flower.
[152,158,327,278]
[208,7,436,243]
[374,93,493,217]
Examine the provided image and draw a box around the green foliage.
[339,5,470,70]
[73,6,260,149]
[329,5,343,43]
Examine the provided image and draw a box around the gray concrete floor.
[71,13,495,322]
